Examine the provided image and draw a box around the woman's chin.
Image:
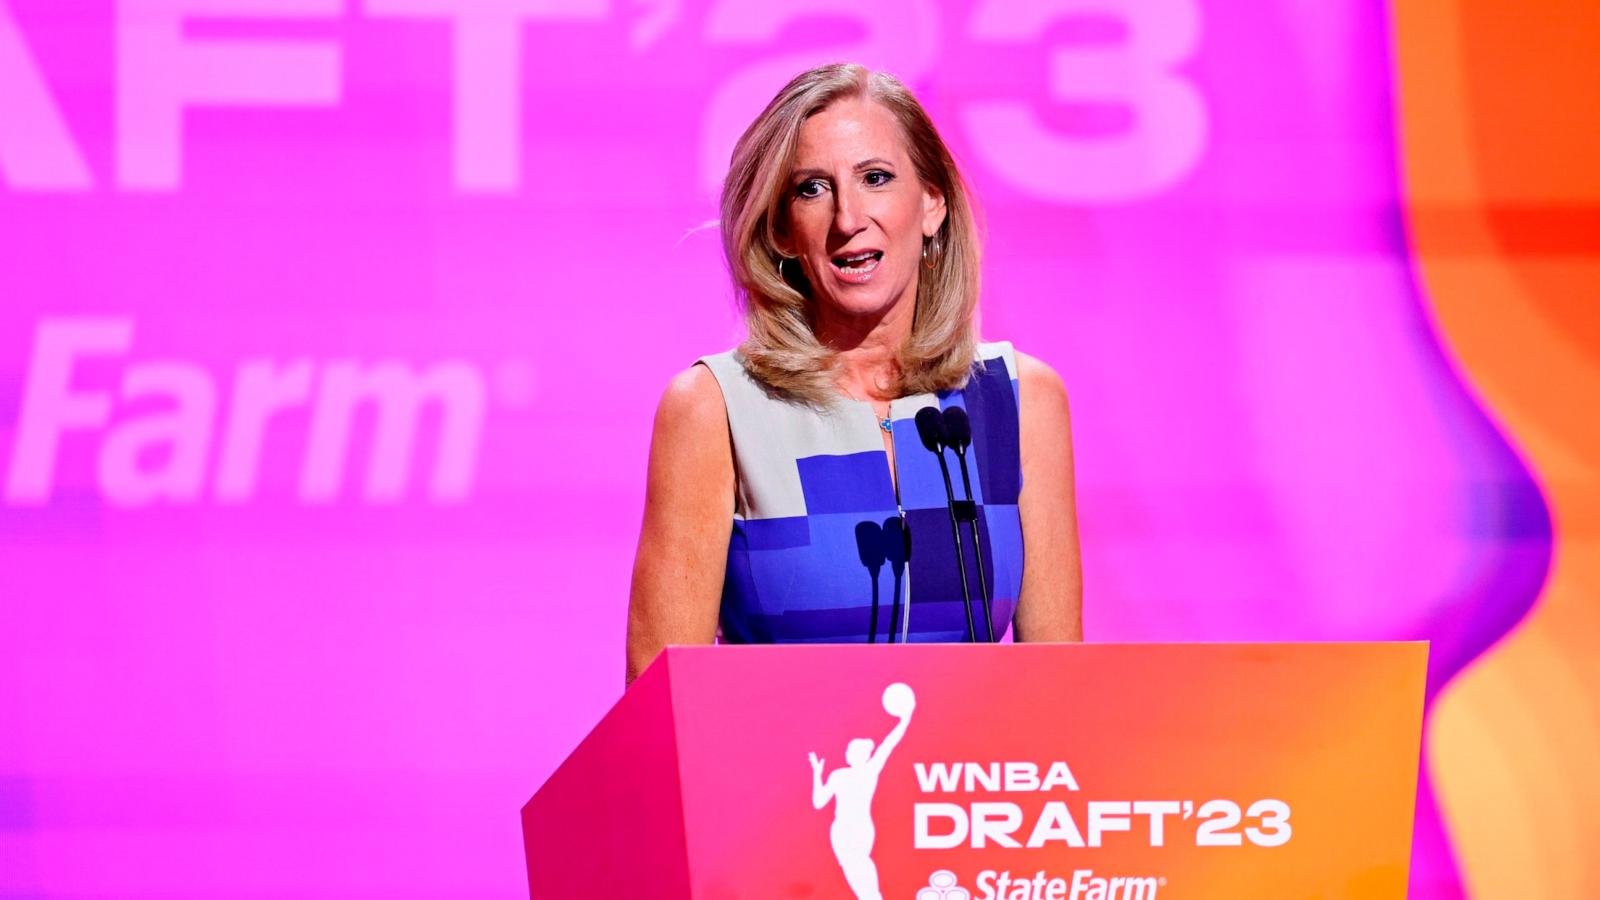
[820,297,895,323]
[816,282,909,322]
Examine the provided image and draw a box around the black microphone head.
[914,406,947,452]
[943,406,972,450]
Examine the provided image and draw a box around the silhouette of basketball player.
[809,683,915,900]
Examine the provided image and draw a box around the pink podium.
[522,643,1426,899]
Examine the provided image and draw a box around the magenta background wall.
[0,1,1549,897]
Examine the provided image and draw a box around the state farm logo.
[921,868,1164,900]
[964,870,1162,900]
[3,317,533,506]
[919,869,970,900]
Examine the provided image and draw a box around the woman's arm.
[624,365,735,684]
[1013,351,1084,642]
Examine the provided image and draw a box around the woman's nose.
[831,184,866,236]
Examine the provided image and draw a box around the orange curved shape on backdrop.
[1392,0,1600,895]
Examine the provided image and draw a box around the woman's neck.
[815,294,915,403]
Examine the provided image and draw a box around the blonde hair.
[719,63,983,405]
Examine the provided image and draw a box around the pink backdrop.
[0,1,1551,897]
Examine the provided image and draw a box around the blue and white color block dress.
[697,342,1024,643]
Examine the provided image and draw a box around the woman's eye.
[795,179,825,199]
[865,170,894,187]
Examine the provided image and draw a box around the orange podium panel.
[522,643,1426,899]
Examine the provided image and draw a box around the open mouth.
[831,249,883,274]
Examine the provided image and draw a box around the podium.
[521,643,1426,899]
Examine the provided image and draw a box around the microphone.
[914,405,946,452]
[942,406,993,642]
[914,407,978,643]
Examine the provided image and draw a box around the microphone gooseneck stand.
[914,407,979,643]
[941,406,994,642]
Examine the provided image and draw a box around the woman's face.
[780,97,947,330]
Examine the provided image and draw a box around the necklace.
[844,388,893,433]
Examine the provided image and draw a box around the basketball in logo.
[882,682,914,717]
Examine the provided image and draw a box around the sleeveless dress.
[696,342,1024,643]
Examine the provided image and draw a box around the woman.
[626,63,1081,684]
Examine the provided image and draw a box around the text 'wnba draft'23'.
[650,645,1422,898]
[808,682,1290,900]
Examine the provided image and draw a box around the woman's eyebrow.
[789,158,897,181]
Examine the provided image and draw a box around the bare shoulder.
[1012,349,1070,424]
[646,363,734,495]
[653,363,730,439]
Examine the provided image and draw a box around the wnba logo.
[808,682,916,900]
[920,869,971,900]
